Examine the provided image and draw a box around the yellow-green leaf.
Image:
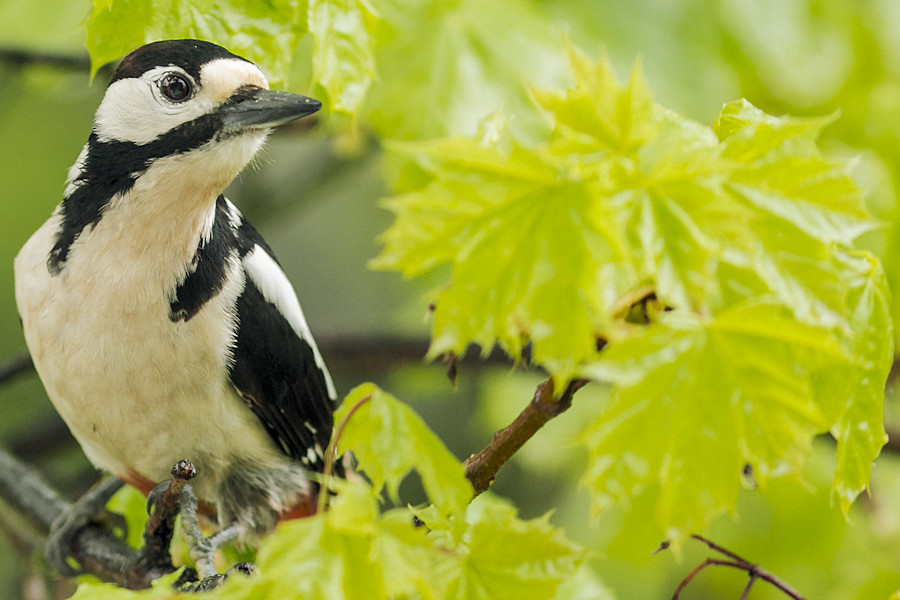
[86,0,306,85]
[334,383,472,514]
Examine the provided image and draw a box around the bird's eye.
[160,73,192,102]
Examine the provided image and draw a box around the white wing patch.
[242,246,336,400]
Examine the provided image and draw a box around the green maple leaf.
[373,50,878,377]
[410,496,586,600]
[334,383,473,515]
[579,303,850,538]
[308,0,379,115]
[86,0,307,85]
[829,252,893,511]
[373,46,891,535]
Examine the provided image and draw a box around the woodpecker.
[14,40,337,542]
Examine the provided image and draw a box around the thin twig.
[464,377,587,495]
[669,534,806,600]
[318,393,372,513]
[690,534,749,564]
[671,558,736,599]
[738,574,759,600]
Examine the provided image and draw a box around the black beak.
[219,87,321,132]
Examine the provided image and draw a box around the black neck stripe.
[48,111,226,274]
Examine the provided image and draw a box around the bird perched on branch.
[14,39,337,566]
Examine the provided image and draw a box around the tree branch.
[0,445,224,590]
[0,47,91,71]
[0,444,155,587]
[670,534,806,600]
[464,377,587,495]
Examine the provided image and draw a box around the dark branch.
[0,353,33,386]
[669,534,806,600]
[137,460,196,577]
[464,377,587,495]
[0,446,225,590]
[0,47,90,71]
[671,558,739,599]
[0,444,155,588]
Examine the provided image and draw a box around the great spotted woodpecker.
[14,40,337,559]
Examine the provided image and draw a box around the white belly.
[14,212,282,501]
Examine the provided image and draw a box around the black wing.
[226,201,336,472]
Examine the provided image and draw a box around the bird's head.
[45,40,321,274]
[84,39,320,192]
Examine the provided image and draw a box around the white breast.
[14,192,286,500]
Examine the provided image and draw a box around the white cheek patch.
[94,68,213,145]
[92,59,269,145]
[200,59,269,102]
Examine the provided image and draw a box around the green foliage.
[87,0,305,86]
[71,388,581,600]
[42,1,900,597]
[580,303,866,539]
[106,485,152,550]
[334,383,472,514]
[373,48,892,539]
[363,0,566,140]
[84,0,566,138]
[308,0,378,116]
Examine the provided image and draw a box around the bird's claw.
[146,480,172,516]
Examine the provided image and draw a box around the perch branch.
[0,444,161,588]
[0,446,222,590]
[464,377,587,495]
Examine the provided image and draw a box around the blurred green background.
[3,0,900,598]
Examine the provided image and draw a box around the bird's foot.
[178,562,258,592]
[179,481,242,580]
[45,476,126,576]
[167,464,255,590]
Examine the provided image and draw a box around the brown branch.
[671,558,741,598]
[669,534,806,600]
[319,392,372,513]
[137,460,196,577]
[739,574,759,600]
[464,377,587,495]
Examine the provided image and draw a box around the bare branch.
[0,444,160,588]
[137,460,196,576]
[671,558,736,599]
[464,377,587,495]
[668,534,806,600]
